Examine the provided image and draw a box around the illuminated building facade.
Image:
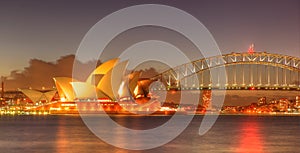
[20,89,56,104]
[258,97,267,106]
[296,96,300,108]
[50,58,161,114]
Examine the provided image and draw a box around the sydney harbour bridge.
[150,52,300,91]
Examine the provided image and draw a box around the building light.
[60,97,66,102]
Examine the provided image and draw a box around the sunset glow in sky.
[0,0,299,76]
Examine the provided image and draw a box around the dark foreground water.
[0,115,299,153]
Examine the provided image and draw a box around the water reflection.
[235,118,264,153]
[56,117,68,153]
[1,115,300,153]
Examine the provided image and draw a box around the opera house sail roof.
[53,58,140,102]
[20,89,57,103]
[85,58,119,85]
[53,77,78,101]
[96,60,129,101]
[71,82,108,99]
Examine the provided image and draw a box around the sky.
[0,0,299,77]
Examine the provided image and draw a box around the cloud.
[4,55,94,90]
[4,55,160,91]
[140,67,159,78]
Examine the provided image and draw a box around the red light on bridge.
[248,44,255,54]
[250,87,255,90]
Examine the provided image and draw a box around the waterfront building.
[278,98,290,112]
[20,89,56,105]
[258,97,267,106]
[53,59,137,102]
[295,96,300,110]
[50,58,161,114]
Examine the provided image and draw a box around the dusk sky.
[0,0,299,77]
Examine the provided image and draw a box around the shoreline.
[1,111,300,117]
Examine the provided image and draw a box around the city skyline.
[0,2,300,152]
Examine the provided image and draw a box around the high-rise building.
[0,77,5,106]
[258,97,267,105]
[296,96,300,108]
[1,77,4,99]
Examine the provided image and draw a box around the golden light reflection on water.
[56,117,68,153]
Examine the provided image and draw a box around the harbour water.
[0,115,299,153]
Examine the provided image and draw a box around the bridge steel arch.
[151,52,300,90]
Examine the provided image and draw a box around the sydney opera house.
[19,58,161,114]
